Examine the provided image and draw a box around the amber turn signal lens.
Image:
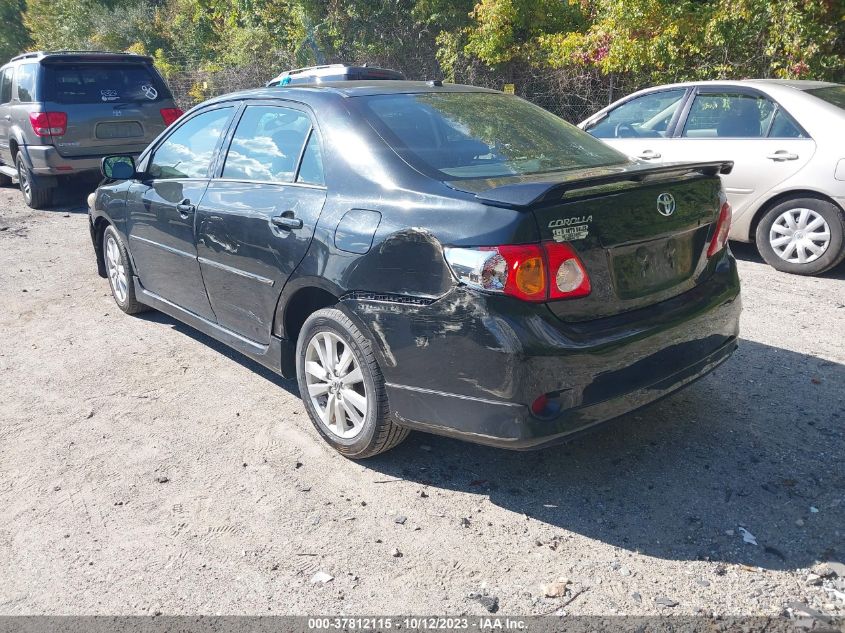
[514,256,545,297]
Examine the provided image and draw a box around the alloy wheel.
[105,235,128,303]
[769,208,831,264]
[17,160,30,204]
[304,331,367,439]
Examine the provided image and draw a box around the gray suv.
[0,51,181,209]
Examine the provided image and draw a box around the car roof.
[7,50,154,65]
[637,78,840,92]
[203,80,501,105]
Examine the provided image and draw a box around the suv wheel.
[296,308,409,458]
[755,197,845,275]
[16,154,53,210]
[103,226,149,315]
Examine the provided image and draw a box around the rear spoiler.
[473,161,734,208]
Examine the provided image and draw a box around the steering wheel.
[614,122,640,139]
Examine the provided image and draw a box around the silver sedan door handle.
[3,115,10,121]
[767,151,799,161]
[637,150,661,160]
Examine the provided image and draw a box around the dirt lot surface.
[0,184,843,618]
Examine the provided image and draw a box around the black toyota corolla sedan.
[88,81,741,458]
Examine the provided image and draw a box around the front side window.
[0,69,12,104]
[149,107,233,180]
[683,93,774,138]
[15,64,37,102]
[357,92,626,180]
[588,89,687,139]
[222,106,311,183]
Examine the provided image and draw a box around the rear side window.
[0,69,12,104]
[296,130,325,185]
[768,108,806,138]
[149,107,233,180]
[358,92,626,180]
[15,64,38,102]
[43,64,170,104]
[683,93,774,138]
[222,105,311,183]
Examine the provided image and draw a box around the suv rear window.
[42,64,170,105]
[356,92,626,180]
[807,85,845,110]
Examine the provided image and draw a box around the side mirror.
[101,155,136,180]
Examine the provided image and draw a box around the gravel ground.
[0,184,843,618]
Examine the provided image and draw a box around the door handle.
[766,151,799,161]
[637,150,661,160]
[3,115,10,121]
[176,200,195,217]
[271,212,303,230]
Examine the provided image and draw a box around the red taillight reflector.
[160,108,183,126]
[707,201,732,258]
[29,112,67,137]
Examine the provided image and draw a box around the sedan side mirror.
[101,155,136,180]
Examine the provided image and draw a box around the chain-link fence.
[163,57,642,124]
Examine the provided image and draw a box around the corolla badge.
[656,192,676,217]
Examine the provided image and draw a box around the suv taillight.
[707,201,732,258]
[160,108,183,126]
[29,112,67,137]
[444,242,591,302]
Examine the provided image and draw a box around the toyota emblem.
[657,193,676,217]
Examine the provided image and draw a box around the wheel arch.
[274,282,341,377]
[92,216,112,278]
[748,189,844,242]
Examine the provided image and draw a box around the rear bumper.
[24,145,138,179]
[345,253,741,450]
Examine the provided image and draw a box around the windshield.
[807,85,845,111]
[357,92,627,180]
[43,64,170,105]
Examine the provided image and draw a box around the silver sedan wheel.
[304,331,367,439]
[769,208,831,264]
[105,234,128,303]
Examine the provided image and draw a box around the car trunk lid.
[40,61,172,157]
[448,161,732,321]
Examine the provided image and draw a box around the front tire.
[16,154,53,210]
[296,308,409,458]
[755,197,845,275]
[103,226,149,315]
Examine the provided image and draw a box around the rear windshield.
[807,85,845,110]
[356,92,627,180]
[43,64,170,105]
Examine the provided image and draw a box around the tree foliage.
[7,0,844,88]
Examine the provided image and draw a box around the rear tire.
[16,154,53,210]
[103,225,149,315]
[755,197,845,275]
[296,308,409,458]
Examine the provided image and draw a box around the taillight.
[444,242,591,302]
[707,201,732,258]
[160,108,183,126]
[29,112,67,137]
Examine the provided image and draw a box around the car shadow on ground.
[139,305,844,571]
[0,180,96,213]
[360,338,844,572]
[730,241,845,280]
[138,310,301,397]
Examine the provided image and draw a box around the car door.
[195,102,327,343]
[657,88,816,221]
[126,105,236,320]
[0,67,14,166]
[582,88,690,163]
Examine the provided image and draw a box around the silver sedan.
[579,80,845,275]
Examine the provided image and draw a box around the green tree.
[0,0,31,61]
